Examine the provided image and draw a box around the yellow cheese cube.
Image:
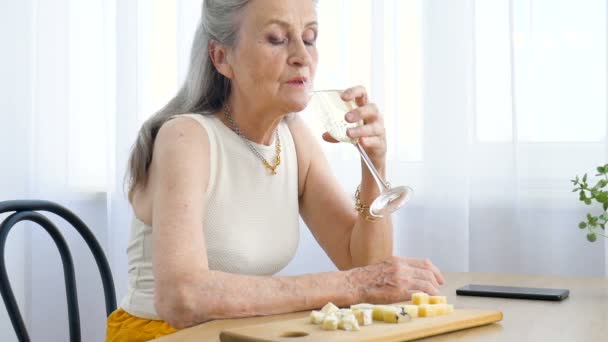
[436,304,449,315]
[434,303,454,315]
[418,304,442,317]
[383,306,412,323]
[412,292,430,305]
[372,305,390,321]
[429,296,447,304]
[393,304,419,318]
[418,304,448,317]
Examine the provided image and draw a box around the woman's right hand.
[348,256,445,304]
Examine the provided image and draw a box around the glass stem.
[355,143,389,192]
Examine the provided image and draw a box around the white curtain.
[284,0,608,278]
[1,0,606,341]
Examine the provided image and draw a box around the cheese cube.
[353,308,373,326]
[429,296,447,304]
[439,304,449,315]
[418,304,445,317]
[418,303,454,317]
[418,304,432,317]
[372,305,391,321]
[320,302,340,314]
[350,303,375,311]
[412,292,430,305]
[383,306,412,323]
[322,313,339,330]
[393,304,419,318]
[309,310,325,324]
[338,309,353,317]
[338,313,360,331]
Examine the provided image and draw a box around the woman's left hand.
[322,86,387,169]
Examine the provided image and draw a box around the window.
[310,0,424,162]
[475,0,607,143]
[67,0,114,191]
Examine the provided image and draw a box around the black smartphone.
[456,284,569,301]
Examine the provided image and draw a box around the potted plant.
[571,164,608,242]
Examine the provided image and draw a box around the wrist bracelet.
[355,185,379,222]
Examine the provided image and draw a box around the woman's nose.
[288,40,313,67]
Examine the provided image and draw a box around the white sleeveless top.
[120,113,300,320]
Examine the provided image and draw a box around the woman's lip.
[286,80,307,87]
[287,77,308,83]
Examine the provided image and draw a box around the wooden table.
[152,272,608,341]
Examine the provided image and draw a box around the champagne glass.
[307,89,413,218]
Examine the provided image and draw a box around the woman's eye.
[269,36,287,45]
[304,38,317,46]
[303,31,317,46]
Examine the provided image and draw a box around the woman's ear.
[209,41,234,80]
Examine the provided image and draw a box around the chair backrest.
[0,200,116,342]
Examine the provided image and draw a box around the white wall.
[1,2,110,341]
[0,0,32,341]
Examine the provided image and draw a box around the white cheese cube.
[338,313,360,331]
[321,313,339,330]
[353,308,373,326]
[309,310,325,324]
[320,302,340,314]
[350,303,375,311]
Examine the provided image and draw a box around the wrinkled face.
[225,0,318,114]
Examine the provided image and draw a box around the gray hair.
[126,0,250,200]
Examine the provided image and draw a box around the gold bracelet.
[355,185,379,222]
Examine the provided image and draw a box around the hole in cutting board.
[279,331,309,338]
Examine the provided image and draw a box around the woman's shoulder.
[153,114,212,171]
[167,113,217,130]
[133,114,213,224]
[158,114,210,142]
[284,113,308,136]
[284,113,321,195]
[284,113,317,150]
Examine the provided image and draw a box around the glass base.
[369,186,413,218]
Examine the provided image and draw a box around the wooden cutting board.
[219,308,503,342]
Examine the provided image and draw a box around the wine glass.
[307,89,413,218]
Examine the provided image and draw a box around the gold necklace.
[223,107,281,175]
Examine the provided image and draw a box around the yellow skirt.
[106,308,178,342]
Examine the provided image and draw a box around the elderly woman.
[106,0,444,341]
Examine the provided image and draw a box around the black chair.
[0,200,116,342]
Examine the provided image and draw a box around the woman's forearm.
[349,161,393,267]
[350,215,393,267]
[162,269,360,328]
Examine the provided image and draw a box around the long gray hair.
[126,0,250,201]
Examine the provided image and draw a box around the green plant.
[571,164,608,242]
